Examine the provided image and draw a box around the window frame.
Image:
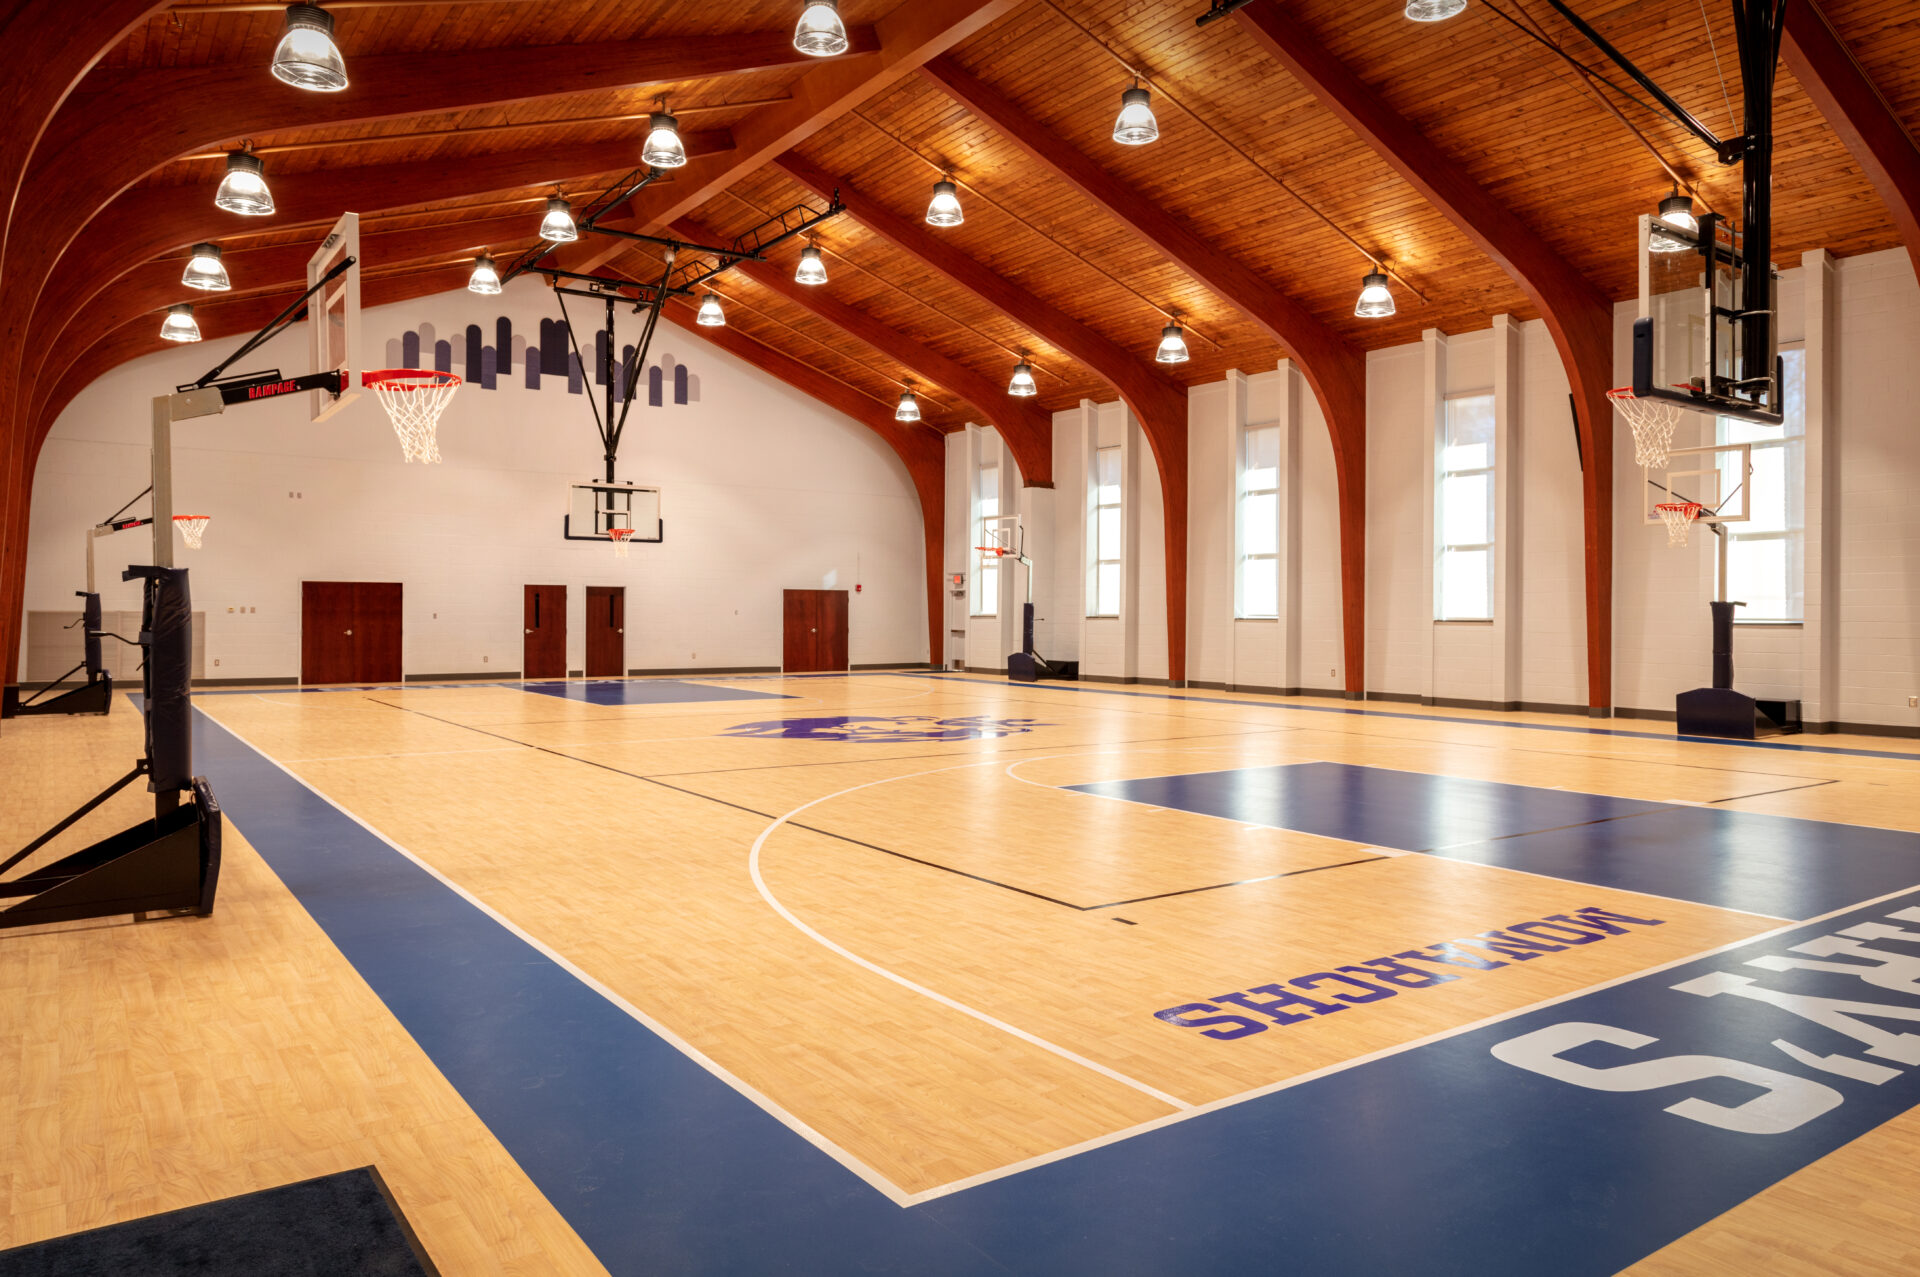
[1435,390,1497,622]
[1715,343,1806,625]
[1087,444,1123,618]
[1237,423,1281,619]
[972,460,1000,618]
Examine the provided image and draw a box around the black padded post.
[125,565,193,794]
[1709,600,1736,690]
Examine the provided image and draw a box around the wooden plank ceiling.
[89,0,1911,431]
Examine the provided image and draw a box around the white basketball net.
[173,514,210,550]
[1607,387,1686,470]
[1656,501,1703,547]
[366,371,460,464]
[609,528,636,559]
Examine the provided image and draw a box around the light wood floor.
[3,673,1918,1272]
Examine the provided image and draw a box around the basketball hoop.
[173,514,211,549]
[1655,501,1704,547]
[609,527,637,559]
[976,545,1013,563]
[1607,386,1690,469]
[363,369,461,464]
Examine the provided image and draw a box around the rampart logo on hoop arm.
[720,714,1050,742]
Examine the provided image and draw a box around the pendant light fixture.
[1355,269,1396,318]
[926,178,964,227]
[214,150,275,216]
[795,242,828,286]
[895,386,922,423]
[159,304,202,343]
[181,243,232,292]
[1113,84,1158,146]
[696,293,726,326]
[1155,318,1190,364]
[793,0,849,57]
[1650,189,1698,253]
[271,4,348,91]
[1008,354,1037,397]
[641,105,688,169]
[1404,0,1468,20]
[540,197,578,243]
[468,254,502,295]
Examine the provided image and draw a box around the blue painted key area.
[1070,762,1920,919]
[518,678,792,705]
[194,714,1920,1274]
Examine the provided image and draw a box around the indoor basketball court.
[3,1,1919,1274]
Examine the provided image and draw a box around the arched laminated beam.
[1236,3,1618,712]
[775,153,1193,684]
[922,54,1369,697]
[671,218,1054,486]
[1784,0,1920,286]
[661,298,947,668]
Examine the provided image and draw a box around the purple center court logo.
[720,715,1050,742]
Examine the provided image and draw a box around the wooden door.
[302,581,403,683]
[585,586,624,677]
[301,582,356,684]
[524,584,567,679]
[352,583,403,683]
[782,589,848,673]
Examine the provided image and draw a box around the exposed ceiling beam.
[567,0,1022,273]
[1783,0,1920,286]
[661,297,947,666]
[775,151,1191,684]
[672,216,1053,485]
[920,53,1366,693]
[1235,2,1616,711]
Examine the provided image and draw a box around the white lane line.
[748,756,1194,1114]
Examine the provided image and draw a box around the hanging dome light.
[272,4,348,91]
[1156,320,1190,364]
[1113,85,1159,146]
[1355,270,1396,318]
[793,0,849,57]
[181,242,231,292]
[926,178,964,227]
[215,151,275,216]
[642,110,688,169]
[696,293,726,326]
[468,254,502,295]
[1008,356,1037,397]
[895,388,922,422]
[1404,0,1468,20]
[1650,189,1698,253]
[540,197,578,243]
[795,243,828,285]
[159,303,202,343]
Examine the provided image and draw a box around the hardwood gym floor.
[4,673,1919,1274]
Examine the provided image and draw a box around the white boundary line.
[201,709,922,1208]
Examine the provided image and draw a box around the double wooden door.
[301,581,402,684]
[524,584,567,679]
[585,586,625,678]
[782,589,848,673]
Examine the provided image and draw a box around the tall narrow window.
[1087,445,1122,616]
[1239,424,1280,617]
[1718,347,1805,621]
[1436,392,1495,620]
[973,461,999,616]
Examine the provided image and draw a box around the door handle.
[811,628,816,633]
[617,628,623,633]
[525,628,533,634]
[344,629,352,636]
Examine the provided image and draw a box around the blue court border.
[184,692,1920,1275]
[903,671,1920,763]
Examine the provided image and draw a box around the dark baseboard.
[627,665,780,676]
[852,662,940,671]
[1615,706,1677,722]
[1365,690,1423,705]
[404,672,511,683]
[194,676,299,688]
[1833,721,1920,739]
[1616,706,1919,740]
[1079,674,1173,687]
[568,668,584,678]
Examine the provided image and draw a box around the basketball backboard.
[1635,213,1780,425]
[1643,441,1751,528]
[308,212,361,423]
[566,482,662,542]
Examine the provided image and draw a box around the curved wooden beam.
[662,298,946,667]
[671,217,1053,485]
[569,0,1021,271]
[775,152,1193,684]
[1784,0,1920,285]
[922,54,1369,697]
[1236,3,1617,711]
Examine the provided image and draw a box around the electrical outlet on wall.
[1910,696,1918,708]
